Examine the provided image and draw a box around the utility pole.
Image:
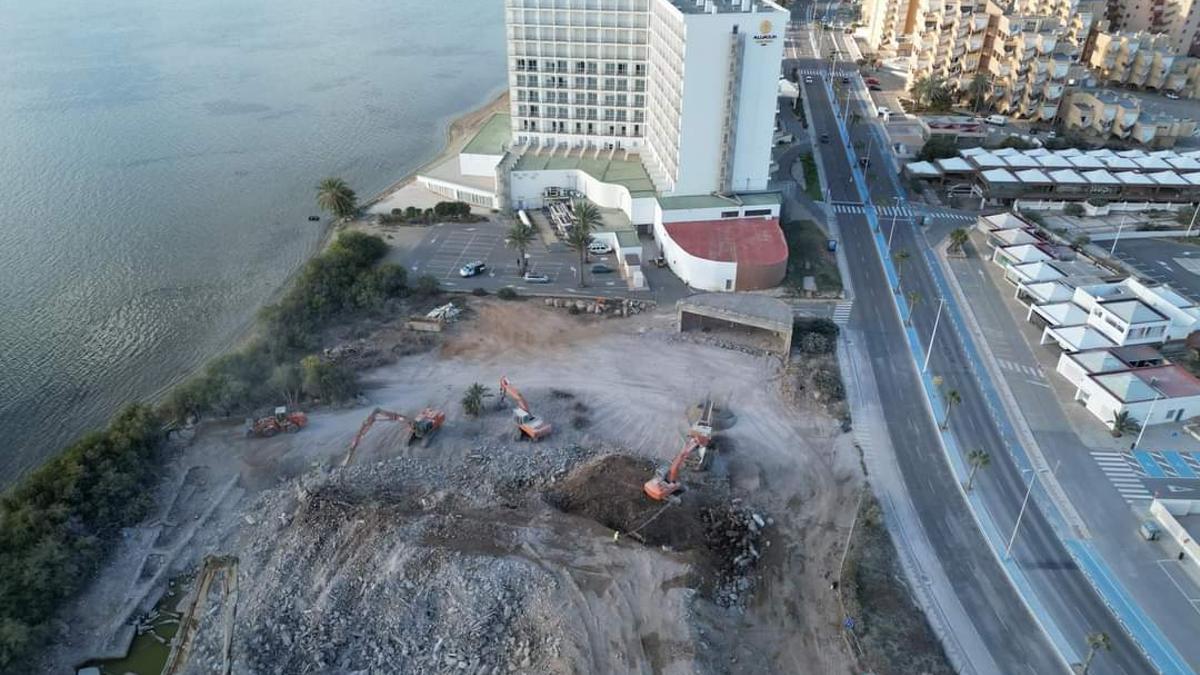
[1187,203,1199,237]
[1133,384,1162,451]
[1109,214,1127,257]
[923,298,945,373]
[1005,461,1059,560]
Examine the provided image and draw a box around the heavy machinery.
[343,406,446,467]
[687,400,716,471]
[245,406,308,438]
[498,376,553,441]
[643,437,702,501]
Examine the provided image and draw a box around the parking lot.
[1111,238,1200,301]
[401,220,689,301]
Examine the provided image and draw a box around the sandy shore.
[362,90,509,210]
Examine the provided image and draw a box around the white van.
[985,114,1008,126]
[587,240,613,255]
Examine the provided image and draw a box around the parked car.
[652,256,667,268]
[591,264,615,274]
[523,272,551,283]
[868,84,882,91]
[804,75,814,84]
[985,114,1008,126]
[459,261,487,278]
[1166,91,1181,100]
[587,241,612,255]
[865,77,880,85]
[858,157,871,168]
[840,76,850,84]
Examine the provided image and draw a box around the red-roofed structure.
[659,217,787,291]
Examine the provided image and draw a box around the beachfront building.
[418,0,791,292]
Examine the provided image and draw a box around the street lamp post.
[922,297,945,373]
[1109,214,1127,257]
[1133,385,1162,451]
[1004,460,1060,561]
[1187,204,1200,237]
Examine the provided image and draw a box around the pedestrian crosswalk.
[827,202,977,223]
[995,357,1042,378]
[833,301,853,326]
[1091,451,1154,501]
[794,67,857,79]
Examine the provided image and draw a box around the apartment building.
[1109,0,1200,57]
[863,0,1100,121]
[1061,89,1198,146]
[1088,30,1200,96]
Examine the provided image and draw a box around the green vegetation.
[800,152,822,201]
[0,405,162,669]
[908,75,953,113]
[964,449,990,491]
[782,220,842,294]
[1064,203,1085,217]
[947,228,969,255]
[566,200,599,287]
[381,201,480,225]
[162,231,408,421]
[505,220,537,274]
[916,136,959,162]
[85,581,182,675]
[316,177,358,219]
[496,287,519,300]
[461,383,489,417]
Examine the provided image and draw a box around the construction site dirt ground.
[46,299,866,674]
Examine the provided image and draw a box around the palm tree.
[505,220,537,274]
[967,73,990,115]
[566,200,599,286]
[892,249,911,292]
[941,389,962,430]
[461,383,490,417]
[965,449,990,491]
[948,228,970,254]
[1081,632,1112,675]
[906,291,922,326]
[1110,410,1139,438]
[909,76,938,112]
[316,177,357,219]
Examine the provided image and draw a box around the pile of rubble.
[703,500,770,609]
[542,297,650,317]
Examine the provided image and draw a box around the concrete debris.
[426,302,462,322]
[542,297,649,317]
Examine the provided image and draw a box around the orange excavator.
[498,376,553,441]
[644,437,702,501]
[342,406,446,467]
[246,406,308,438]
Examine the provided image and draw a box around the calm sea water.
[0,0,506,482]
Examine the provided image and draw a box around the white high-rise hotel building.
[421,0,791,291]
[507,0,788,197]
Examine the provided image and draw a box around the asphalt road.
[789,14,1157,675]
[1112,237,1200,302]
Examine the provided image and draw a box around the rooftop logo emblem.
[754,19,777,45]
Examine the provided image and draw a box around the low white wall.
[1151,499,1200,565]
[658,202,782,224]
[1015,199,1194,213]
[509,169,641,223]
[1055,352,1089,388]
[459,152,503,178]
[1125,394,1200,427]
[416,176,498,209]
[1076,376,1125,427]
[653,220,738,292]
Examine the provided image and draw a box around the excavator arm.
[498,376,532,414]
[344,408,410,467]
[644,437,700,501]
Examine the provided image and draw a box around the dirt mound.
[543,454,767,606]
[543,455,708,550]
[440,300,613,360]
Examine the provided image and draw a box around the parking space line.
[1155,560,1200,618]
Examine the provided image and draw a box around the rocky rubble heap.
[703,500,770,609]
[542,297,650,317]
[183,446,599,675]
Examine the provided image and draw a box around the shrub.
[917,136,959,162]
[300,355,358,403]
[799,332,832,354]
[471,287,489,296]
[1063,203,1085,216]
[1086,197,1109,207]
[813,367,845,402]
[0,405,162,670]
[496,287,519,300]
[412,274,441,298]
[794,317,839,339]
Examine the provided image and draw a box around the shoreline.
[134,91,511,418]
[362,89,510,211]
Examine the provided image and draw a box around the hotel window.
[745,209,773,216]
